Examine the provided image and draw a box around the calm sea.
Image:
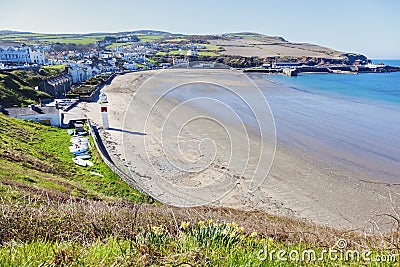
[161,68,400,183]
[255,62,400,183]
[265,60,400,106]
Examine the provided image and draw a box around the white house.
[0,46,30,64]
[173,58,189,68]
[29,49,46,64]
[123,61,137,70]
[1,105,62,127]
[67,66,87,83]
[187,50,198,57]
[67,63,99,84]
[0,46,46,65]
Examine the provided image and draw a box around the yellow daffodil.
[268,237,274,248]
[180,221,190,230]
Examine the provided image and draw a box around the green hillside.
[0,66,67,108]
[0,114,147,202]
[0,70,49,107]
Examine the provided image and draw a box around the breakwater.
[244,65,400,76]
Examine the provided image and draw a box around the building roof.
[0,41,22,49]
[46,74,71,87]
[1,106,58,118]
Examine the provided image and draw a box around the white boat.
[71,137,88,141]
[69,142,88,148]
[70,137,89,143]
[72,157,87,166]
[85,160,94,167]
[77,131,89,136]
[68,144,88,152]
[70,142,88,147]
[70,147,88,154]
[76,154,91,160]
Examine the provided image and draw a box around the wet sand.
[77,69,400,232]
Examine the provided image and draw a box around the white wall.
[17,112,61,127]
[29,48,46,64]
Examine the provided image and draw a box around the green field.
[0,32,168,45]
[163,37,188,43]
[0,33,103,44]
[136,34,165,42]
[42,37,99,44]
[200,44,222,51]
[198,51,219,56]
[105,41,137,49]
[168,49,187,55]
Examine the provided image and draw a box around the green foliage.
[0,71,51,107]
[38,64,65,76]
[1,220,397,266]
[0,115,147,202]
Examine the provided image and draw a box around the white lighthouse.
[99,92,109,129]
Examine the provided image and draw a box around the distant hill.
[0,30,368,65]
[0,30,33,35]
[215,32,347,60]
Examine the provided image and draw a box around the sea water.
[265,60,400,106]
[259,61,400,183]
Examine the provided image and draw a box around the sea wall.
[87,120,152,201]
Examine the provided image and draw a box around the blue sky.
[0,0,399,58]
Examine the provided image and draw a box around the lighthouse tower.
[99,92,109,130]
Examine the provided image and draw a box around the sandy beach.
[76,69,400,231]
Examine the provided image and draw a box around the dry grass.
[1,184,399,252]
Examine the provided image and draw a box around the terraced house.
[0,45,46,65]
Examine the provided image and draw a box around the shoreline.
[75,69,400,232]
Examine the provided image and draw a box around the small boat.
[69,143,88,149]
[71,140,89,145]
[72,152,88,157]
[70,148,88,154]
[85,160,94,167]
[70,137,88,143]
[72,157,87,166]
[76,154,91,160]
[71,142,89,147]
[77,131,89,136]
[69,146,88,152]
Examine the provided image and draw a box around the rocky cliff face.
[341,53,369,64]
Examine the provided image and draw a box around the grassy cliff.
[0,66,66,108]
[0,115,397,266]
[0,70,49,108]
